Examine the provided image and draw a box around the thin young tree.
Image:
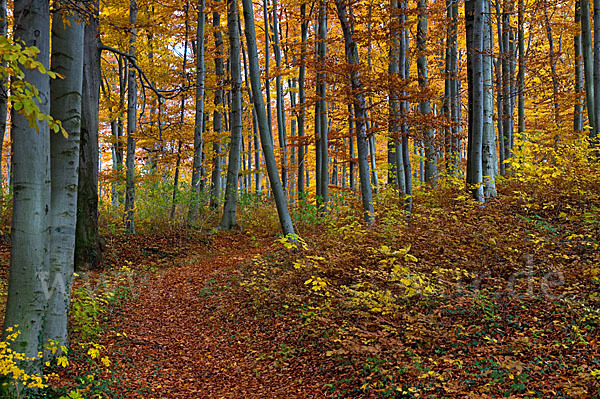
[220,0,243,229]
[335,0,374,223]
[189,0,207,224]
[241,0,295,235]
[124,0,138,233]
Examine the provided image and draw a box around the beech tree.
[3,0,51,377]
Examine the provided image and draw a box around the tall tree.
[75,0,101,268]
[189,0,207,224]
[124,0,138,233]
[45,2,85,355]
[465,0,485,202]
[297,2,308,198]
[317,0,329,206]
[335,0,374,223]
[3,0,51,376]
[417,0,437,185]
[575,0,584,132]
[220,0,243,229]
[581,0,595,133]
[210,5,225,209]
[0,0,7,191]
[241,0,295,235]
[482,2,497,197]
[271,0,288,193]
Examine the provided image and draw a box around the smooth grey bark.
[482,2,497,198]
[575,0,584,131]
[220,0,243,229]
[171,3,190,221]
[75,0,101,269]
[335,0,374,223]
[0,0,7,191]
[517,0,525,136]
[210,7,224,209]
[124,0,137,234]
[581,0,595,132]
[241,0,295,235]
[44,6,84,357]
[544,6,561,127]
[501,0,514,163]
[465,0,485,202]
[189,0,206,224]
[3,0,50,375]
[400,0,412,209]
[594,0,600,141]
[348,103,356,190]
[271,0,288,193]
[317,1,329,206]
[445,0,460,173]
[417,0,437,185]
[388,0,404,192]
[297,3,307,198]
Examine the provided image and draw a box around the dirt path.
[103,232,332,399]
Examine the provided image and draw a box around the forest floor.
[24,182,600,397]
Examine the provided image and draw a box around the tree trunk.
[124,0,137,233]
[271,0,288,193]
[241,0,295,235]
[297,3,307,199]
[594,0,600,141]
[189,0,206,224]
[0,0,7,192]
[211,7,225,209]
[417,0,437,185]
[171,3,190,221]
[482,3,497,197]
[388,0,405,193]
[335,0,374,223]
[465,0,485,202]
[220,0,243,229]
[318,1,329,207]
[581,0,595,132]
[517,0,525,136]
[3,0,50,376]
[45,6,84,356]
[575,0,584,131]
[75,0,101,268]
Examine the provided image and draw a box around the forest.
[0,0,599,396]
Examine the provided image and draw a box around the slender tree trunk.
[263,0,274,142]
[575,0,584,131]
[349,103,356,190]
[124,0,137,233]
[318,1,329,206]
[171,3,190,221]
[0,0,7,192]
[388,0,405,192]
[544,5,561,128]
[517,0,525,136]
[482,3,497,197]
[271,0,288,193]
[189,0,206,224]
[501,0,514,165]
[297,3,307,199]
[335,0,374,223]
[417,0,437,185]
[211,7,225,209]
[594,0,600,141]
[465,0,485,202]
[75,0,101,268]
[241,0,295,235]
[3,0,50,377]
[400,0,412,209]
[220,0,243,229]
[45,6,84,356]
[581,0,595,132]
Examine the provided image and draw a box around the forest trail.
[101,232,331,399]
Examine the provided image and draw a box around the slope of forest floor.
[37,178,600,398]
